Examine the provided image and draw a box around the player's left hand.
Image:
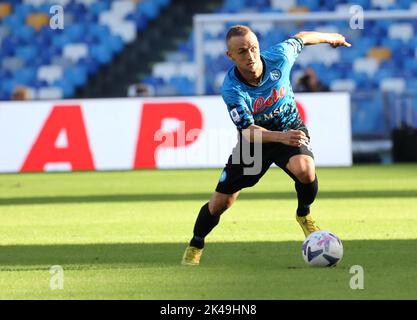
[327,33,351,48]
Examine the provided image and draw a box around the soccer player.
[182,26,351,265]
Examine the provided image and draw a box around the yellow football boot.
[181,246,204,266]
[296,213,320,238]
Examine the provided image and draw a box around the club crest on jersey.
[270,69,281,81]
[253,86,286,114]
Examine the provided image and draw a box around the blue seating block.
[169,76,195,96]
[223,0,246,13]
[108,35,124,54]
[1,79,18,95]
[65,24,86,42]
[15,46,38,62]
[53,79,75,98]
[78,57,99,75]
[90,2,110,16]
[64,66,88,87]
[14,67,37,85]
[126,11,149,31]
[3,15,23,30]
[90,44,112,64]
[14,25,35,44]
[138,0,161,20]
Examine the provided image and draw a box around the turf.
[0,164,416,299]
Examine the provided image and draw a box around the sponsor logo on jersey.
[230,108,241,122]
[253,86,286,114]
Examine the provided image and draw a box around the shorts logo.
[219,170,227,183]
[302,139,313,152]
[270,69,281,81]
[230,109,241,122]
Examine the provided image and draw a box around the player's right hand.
[281,130,308,147]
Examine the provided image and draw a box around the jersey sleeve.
[267,37,304,67]
[222,90,254,130]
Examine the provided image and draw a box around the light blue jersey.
[221,37,305,132]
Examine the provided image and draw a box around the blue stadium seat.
[65,24,86,42]
[169,76,195,96]
[14,25,35,43]
[373,68,394,81]
[90,44,112,64]
[53,79,75,98]
[0,0,171,100]
[33,29,52,47]
[381,38,403,51]
[90,2,110,16]
[87,24,111,42]
[15,46,38,62]
[354,0,371,9]
[14,67,37,85]
[1,36,19,56]
[138,1,161,20]
[12,4,31,20]
[398,0,412,9]
[78,57,99,75]
[153,0,171,8]
[108,35,124,54]
[64,66,88,87]
[1,78,18,95]
[223,0,246,13]
[31,80,49,90]
[3,15,23,30]
[52,33,73,49]
[297,0,320,11]
[252,0,270,9]
[143,75,165,87]
[126,11,149,31]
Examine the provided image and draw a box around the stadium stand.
[137,0,417,141]
[0,0,173,100]
[0,0,416,150]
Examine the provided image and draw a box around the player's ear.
[226,50,234,61]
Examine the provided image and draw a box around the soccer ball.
[302,230,343,267]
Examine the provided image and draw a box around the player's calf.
[295,176,318,216]
[183,192,239,265]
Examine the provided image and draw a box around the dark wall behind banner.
[392,127,417,162]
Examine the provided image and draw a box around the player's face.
[227,32,261,74]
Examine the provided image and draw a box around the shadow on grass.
[1,190,417,206]
[0,240,416,270]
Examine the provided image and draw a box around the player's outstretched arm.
[294,31,351,48]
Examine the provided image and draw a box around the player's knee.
[298,169,316,184]
[288,155,316,184]
[209,195,236,216]
[296,165,316,184]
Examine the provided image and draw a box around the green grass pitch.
[0,164,416,299]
